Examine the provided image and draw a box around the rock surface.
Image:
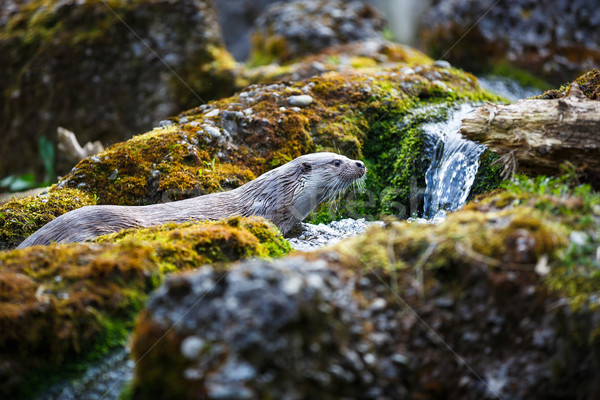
[420,0,600,85]
[132,257,412,399]
[0,0,236,179]
[130,177,600,399]
[249,0,386,65]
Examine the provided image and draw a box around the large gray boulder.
[0,0,236,179]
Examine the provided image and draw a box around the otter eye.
[332,160,341,167]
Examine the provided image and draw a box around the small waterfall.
[422,104,486,221]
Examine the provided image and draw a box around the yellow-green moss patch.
[0,216,290,398]
[0,188,96,250]
[331,174,600,310]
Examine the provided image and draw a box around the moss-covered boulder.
[0,0,237,180]
[0,216,290,398]
[420,0,600,86]
[129,175,600,399]
[248,0,386,66]
[0,41,503,250]
[0,188,96,250]
[52,42,500,211]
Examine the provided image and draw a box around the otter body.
[18,152,366,248]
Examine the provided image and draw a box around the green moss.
[247,32,291,67]
[334,173,600,313]
[536,69,600,101]
[340,174,600,309]
[469,150,504,199]
[0,188,96,250]
[0,216,290,398]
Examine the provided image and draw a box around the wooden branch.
[460,84,600,175]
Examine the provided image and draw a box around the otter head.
[294,152,366,204]
[269,152,366,232]
[241,152,366,234]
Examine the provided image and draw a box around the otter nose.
[356,161,365,169]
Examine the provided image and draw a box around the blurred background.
[1,0,598,194]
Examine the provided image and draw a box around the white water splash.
[422,104,486,220]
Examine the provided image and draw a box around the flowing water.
[421,104,486,221]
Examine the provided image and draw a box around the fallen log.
[460,84,600,181]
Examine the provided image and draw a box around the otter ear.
[301,162,312,172]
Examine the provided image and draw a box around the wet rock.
[249,0,386,65]
[0,0,236,179]
[420,0,600,85]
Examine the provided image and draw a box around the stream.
[36,78,541,400]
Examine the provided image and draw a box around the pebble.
[180,336,205,360]
[433,59,452,69]
[159,120,175,128]
[287,94,313,107]
[204,109,220,117]
[204,126,221,138]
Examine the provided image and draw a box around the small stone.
[363,353,376,365]
[570,231,588,246]
[90,155,101,163]
[370,298,386,311]
[287,94,313,107]
[180,336,205,360]
[243,108,253,115]
[159,120,174,128]
[204,126,221,138]
[183,368,203,380]
[109,169,118,180]
[434,59,451,69]
[282,276,302,295]
[179,116,189,124]
[205,109,220,117]
[391,353,409,365]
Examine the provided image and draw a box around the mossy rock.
[129,175,600,399]
[51,49,501,221]
[248,0,386,66]
[0,216,290,398]
[1,41,504,250]
[420,0,600,86]
[0,0,237,180]
[536,69,600,101]
[0,188,96,250]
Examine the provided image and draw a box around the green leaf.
[0,175,16,188]
[38,136,55,182]
[8,173,37,192]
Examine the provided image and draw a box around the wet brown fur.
[18,153,366,247]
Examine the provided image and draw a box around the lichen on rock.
[420,0,600,86]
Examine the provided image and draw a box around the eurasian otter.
[17,152,366,248]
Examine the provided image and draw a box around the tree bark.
[460,84,600,178]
